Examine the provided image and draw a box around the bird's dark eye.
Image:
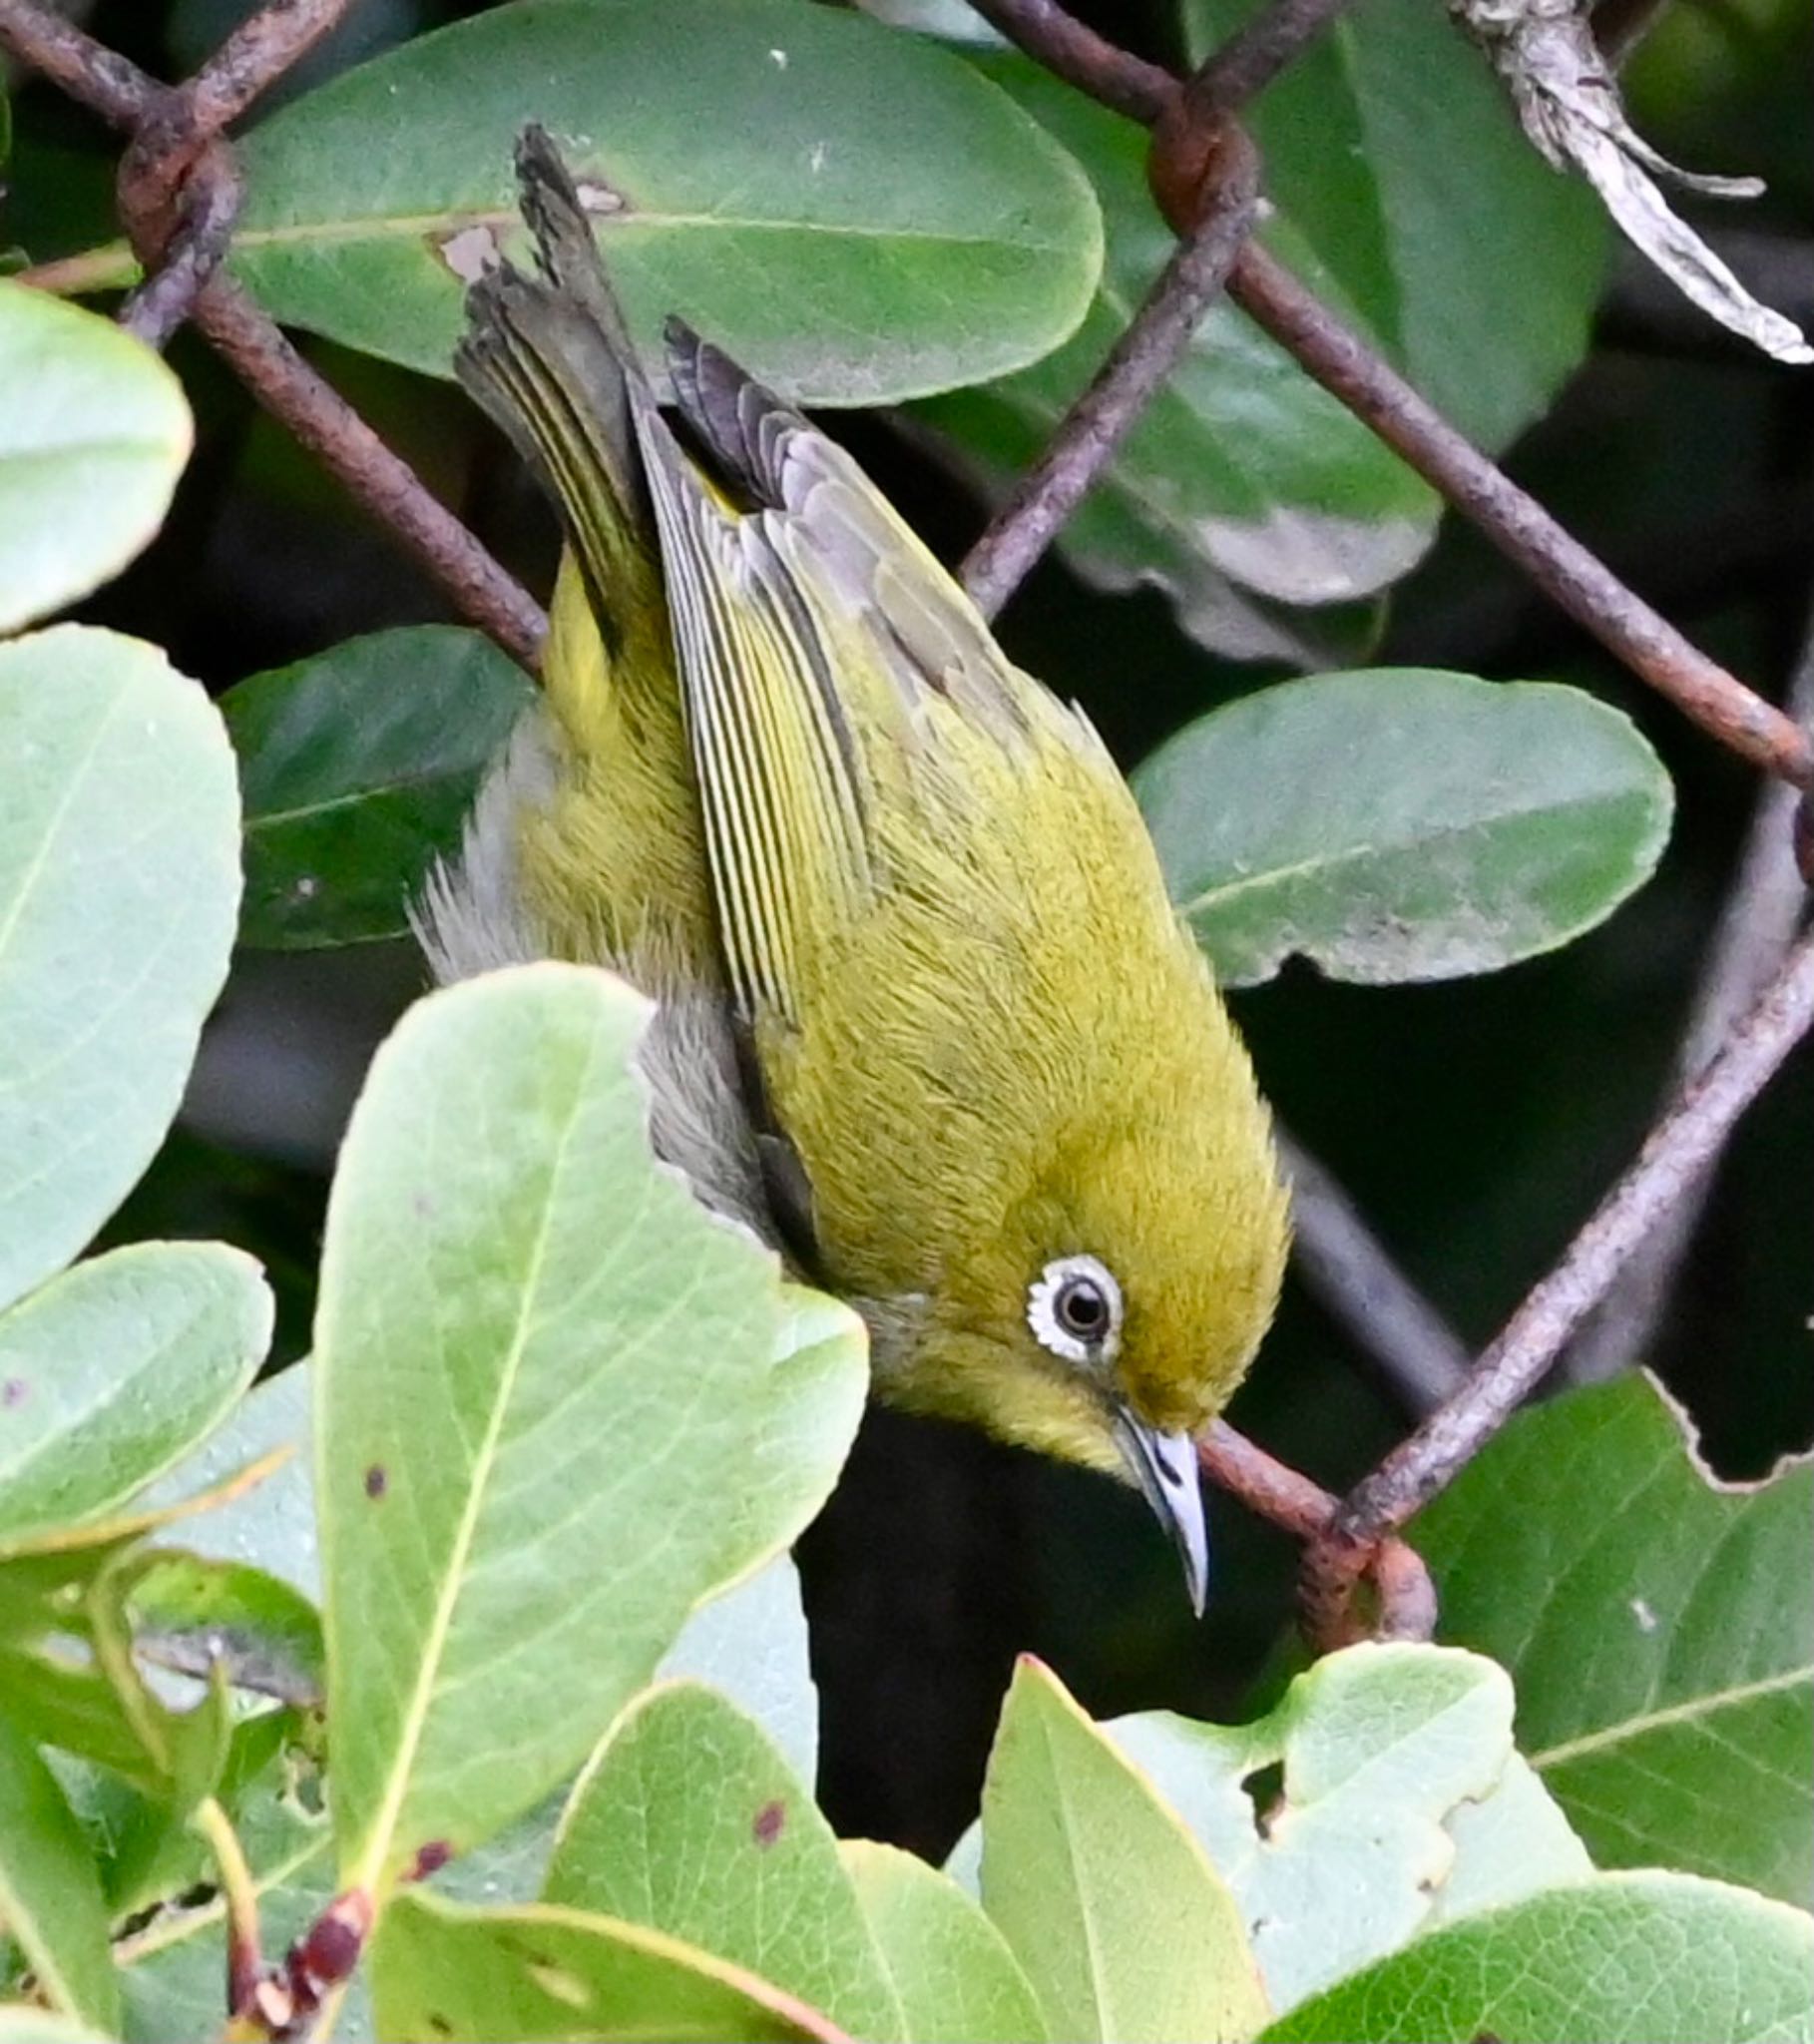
[1056,1277,1110,1339]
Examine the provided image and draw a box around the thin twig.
[1302,921,1814,1633]
[962,0,1172,123]
[961,128,1259,618]
[1567,617,1814,1381]
[1200,1422,1436,1642]
[192,1793,266,2021]
[1185,0,1357,119]
[184,0,362,137]
[1230,243,1814,787]
[1276,1131,1471,1416]
[194,277,547,665]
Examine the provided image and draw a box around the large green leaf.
[1413,1374,1813,1906]
[1108,1644,1590,2017]
[228,0,1101,399]
[315,965,802,1897]
[0,628,240,1314]
[0,1245,271,1542]
[0,285,191,633]
[915,61,1435,660]
[545,1682,903,2039]
[841,1839,1049,2044]
[369,1889,846,2042]
[1135,670,1673,986]
[980,1657,1268,2043]
[0,1715,118,2033]
[1184,0,1605,453]
[1262,1871,1814,2044]
[223,627,534,950]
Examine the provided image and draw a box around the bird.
[417,126,1289,1611]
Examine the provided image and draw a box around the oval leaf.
[0,1243,272,1542]
[223,626,534,949]
[1135,670,1673,986]
[1262,1870,1814,2044]
[315,965,788,1895]
[1107,1643,1590,2018]
[1413,1373,1814,1907]
[369,1888,847,2043]
[915,61,1436,657]
[980,1657,1268,2043]
[546,1682,903,2040]
[0,628,241,1314]
[842,1838,1049,2044]
[230,0,1101,400]
[0,284,192,632]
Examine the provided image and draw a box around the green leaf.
[126,1550,323,1706]
[369,1889,847,2042]
[229,0,1101,399]
[0,628,241,1314]
[1107,1643,1590,2017]
[223,627,534,950]
[545,1682,903,2040]
[1413,1373,1814,1906]
[0,284,192,632]
[0,1714,119,2033]
[915,61,1436,659]
[315,965,792,1897]
[0,1245,271,1543]
[1135,670,1673,986]
[980,1657,1268,2043]
[841,1838,1049,2044]
[0,2014,117,2044]
[1261,1871,1814,2044]
[1183,0,1606,454]
[659,1556,819,1790]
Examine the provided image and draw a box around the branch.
[1567,615,1814,1381]
[961,0,1172,123]
[193,277,547,666]
[0,0,151,123]
[960,126,1259,618]
[1229,243,1814,787]
[1300,920,1814,1634]
[1184,0,1357,120]
[1276,1131,1471,1416]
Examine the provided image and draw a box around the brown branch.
[118,144,241,349]
[1276,1131,1471,1416]
[1200,1423,1436,1644]
[1229,244,1814,787]
[1300,920,1814,1636]
[962,0,1173,124]
[194,278,547,665]
[183,0,362,137]
[961,126,1259,619]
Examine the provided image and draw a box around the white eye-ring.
[1027,1254,1124,1367]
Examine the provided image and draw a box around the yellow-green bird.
[419,128,1289,1610]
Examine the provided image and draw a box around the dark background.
[8,0,1809,1855]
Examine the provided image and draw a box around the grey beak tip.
[1112,1408,1212,1618]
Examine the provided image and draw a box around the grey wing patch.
[412,713,556,983]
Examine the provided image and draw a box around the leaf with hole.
[1135,670,1672,985]
[0,285,191,632]
[0,628,241,1315]
[1413,1373,1814,1906]
[228,0,1101,400]
[224,626,534,949]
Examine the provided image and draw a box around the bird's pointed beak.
[1112,1406,1210,1617]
